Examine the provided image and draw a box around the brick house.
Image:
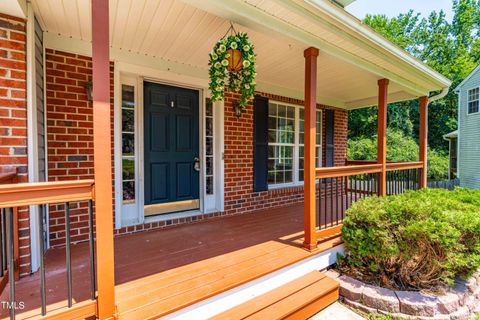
[0,0,450,319]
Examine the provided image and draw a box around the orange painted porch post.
[419,96,429,188]
[303,47,319,251]
[92,0,115,319]
[377,79,389,196]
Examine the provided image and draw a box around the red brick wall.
[45,49,114,246]
[0,13,30,275]
[45,48,348,243]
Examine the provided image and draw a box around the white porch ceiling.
[31,0,448,109]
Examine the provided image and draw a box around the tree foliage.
[349,1,480,151]
[348,129,449,180]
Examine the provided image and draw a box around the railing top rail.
[386,161,424,171]
[0,179,95,208]
[316,164,382,179]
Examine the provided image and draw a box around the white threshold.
[160,244,345,320]
[143,209,205,224]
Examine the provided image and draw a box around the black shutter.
[325,109,335,167]
[253,96,269,192]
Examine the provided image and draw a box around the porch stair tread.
[211,271,339,320]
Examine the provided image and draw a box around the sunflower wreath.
[208,31,256,109]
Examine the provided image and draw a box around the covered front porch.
[1,203,342,320]
[0,0,451,319]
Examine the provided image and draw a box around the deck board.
[1,203,342,320]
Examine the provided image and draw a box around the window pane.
[206,156,213,175]
[122,109,135,132]
[122,158,135,180]
[469,101,479,114]
[206,98,213,117]
[206,176,214,195]
[122,85,134,109]
[206,137,213,156]
[122,181,135,202]
[269,103,277,116]
[122,133,134,156]
[206,117,213,136]
[468,88,479,114]
[268,145,294,185]
[268,116,277,130]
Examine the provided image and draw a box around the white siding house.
[455,64,480,189]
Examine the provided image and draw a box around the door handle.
[194,157,200,172]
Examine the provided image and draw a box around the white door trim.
[114,61,225,228]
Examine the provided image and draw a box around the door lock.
[194,157,200,172]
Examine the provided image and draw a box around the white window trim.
[267,100,323,189]
[467,86,480,115]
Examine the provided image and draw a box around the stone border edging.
[325,270,480,320]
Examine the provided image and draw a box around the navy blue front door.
[144,82,199,207]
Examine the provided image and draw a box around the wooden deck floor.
[1,203,342,320]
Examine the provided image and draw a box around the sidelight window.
[121,85,136,203]
[205,98,214,195]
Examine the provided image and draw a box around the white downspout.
[428,87,449,104]
[26,2,40,272]
[422,86,450,185]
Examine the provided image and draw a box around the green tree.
[349,0,480,151]
[347,129,449,180]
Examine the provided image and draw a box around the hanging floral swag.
[208,32,257,109]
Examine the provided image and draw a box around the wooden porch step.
[211,271,339,320]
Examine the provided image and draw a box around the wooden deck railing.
[0,179,97,320]
[0,168,20,296]
[313,161,424,241]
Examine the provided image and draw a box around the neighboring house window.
[121,85,136,203]
[468,87,479,114]
[267,102,322,186]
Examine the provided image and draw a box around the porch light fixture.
[233,101,244,118]
[85,81,93,102]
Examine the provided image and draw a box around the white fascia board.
[300,0,451,89]
[182,0,431,98]
[1,0,27,19]
[455,63,480,92]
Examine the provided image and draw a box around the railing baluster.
[335,177,339,225]
[345,176,349,209]
[0,208,5,277]
[348,176,352,207]
[330,178,334,228]
[7,207,15,320]
[3,209,7,277]
[38,206,46,315]
[341,176,345,221]
[88,200,96,300]
[65,203,73,308]
[318,178,321,229]
[324,178,327,229]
